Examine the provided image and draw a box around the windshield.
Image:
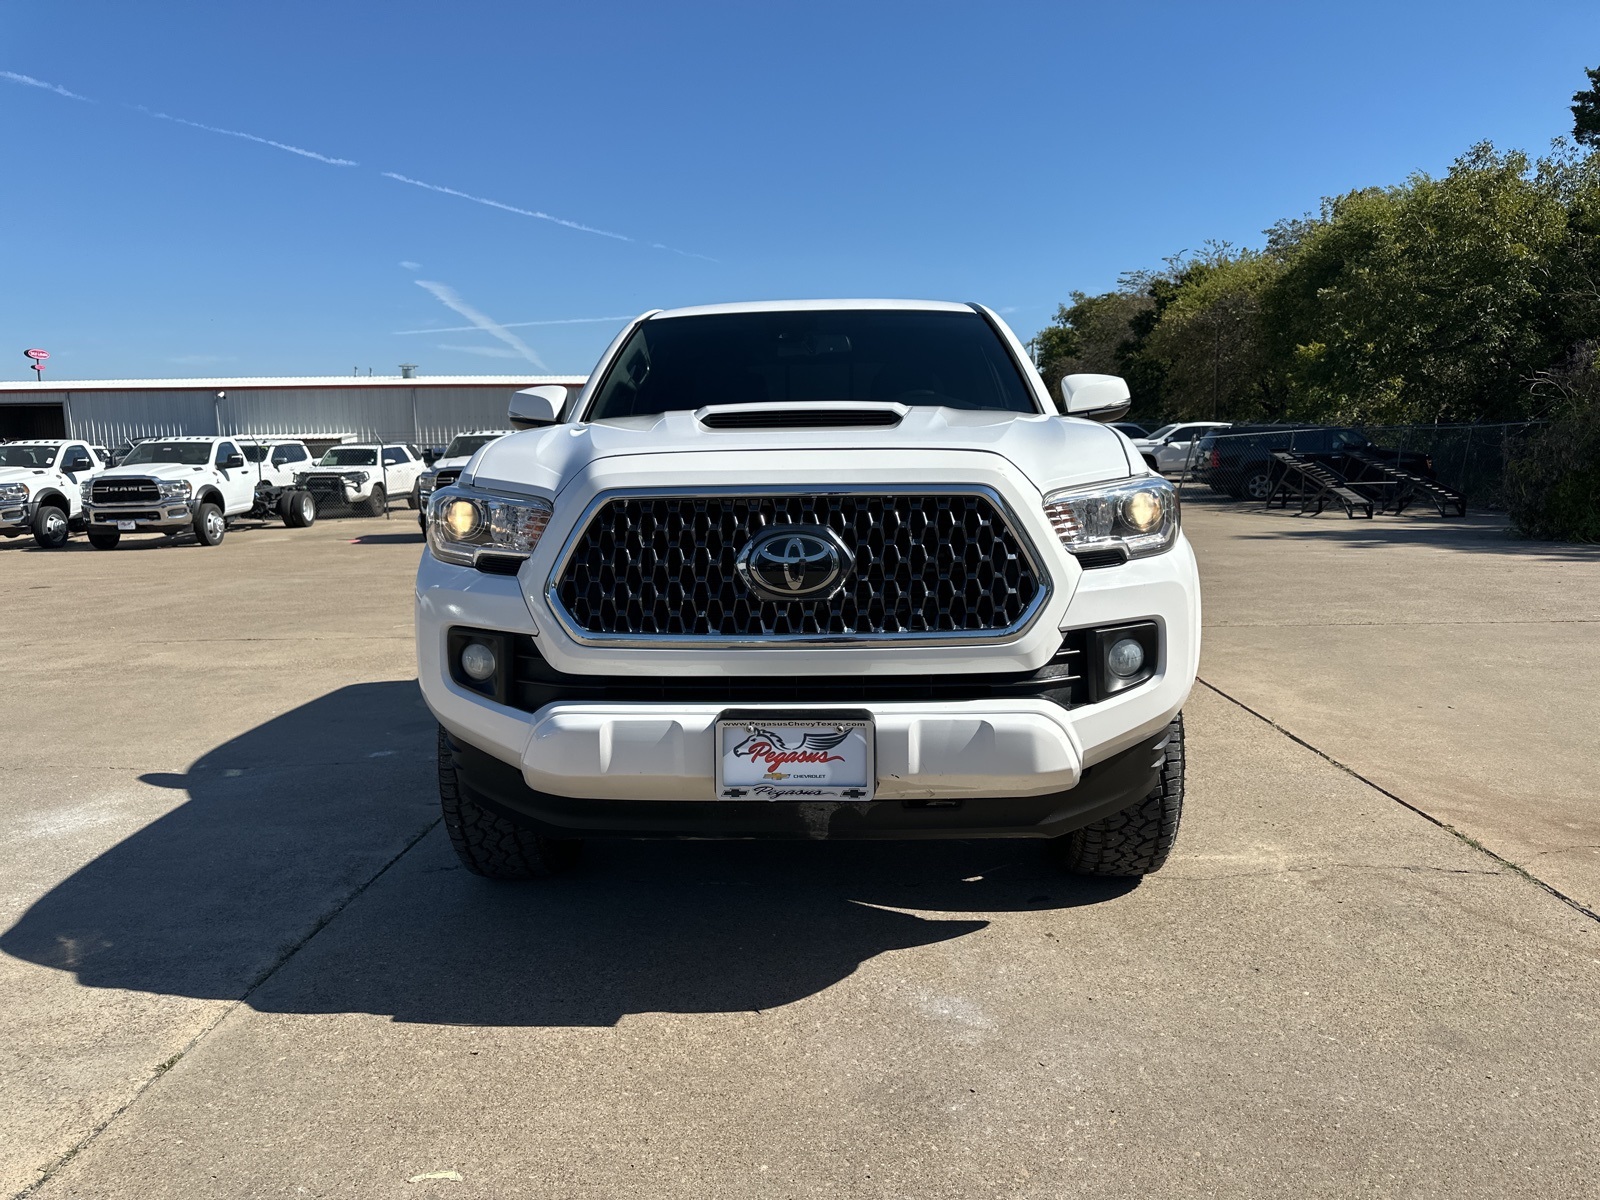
[442,434,500,458]
[586,310,1039,420]
[0,445,58,468]
[316,448,378,467]
[121,441,213,466]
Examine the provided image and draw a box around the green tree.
[1573,65,1600,147]
[1141,246,1287,422]
[1267,144,1570,423]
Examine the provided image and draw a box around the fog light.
[1107,637,1146,678]
[459,641,497,682]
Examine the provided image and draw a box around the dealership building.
[0,373,588,451]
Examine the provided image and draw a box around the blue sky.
[3,0,1597,381]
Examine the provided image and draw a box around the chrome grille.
[551,490,1046,642]
[91,478,159,504]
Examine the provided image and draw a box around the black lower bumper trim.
[444,725,1171,841]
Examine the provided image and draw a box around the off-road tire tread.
[437,726,578,880]
[364,485,386,518]
[1061,714,1184,877]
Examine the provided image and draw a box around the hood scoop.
[695,402,907,431]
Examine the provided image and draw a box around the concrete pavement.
[2,500,1597,1198]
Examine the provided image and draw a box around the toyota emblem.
[735,525,854,602]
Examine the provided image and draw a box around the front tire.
[363,485,386,517]
[88,529,120,550]
[438,726,580,880]
[1059,715,1184,877]
[194,502,226,546]
[31,504,70,549]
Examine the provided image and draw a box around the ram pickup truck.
[418,300,1200,881]
[83,435,316,548]
[296,443,425,516]
[0,440,111,548]
[415,430,514,530]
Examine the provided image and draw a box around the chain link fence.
[1170,422,1541,509]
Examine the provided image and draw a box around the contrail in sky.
[414,280,547,369]
[395,315,631,335]
[1,70,91,101]
[7,67,714,259]
[383,172,631,241]
[142,108,358,165]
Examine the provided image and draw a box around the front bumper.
[300,476,367,506]
[0,499,32,530]
[83,500,197,530]
[416,530,1200,833]
[444,720,1175,840]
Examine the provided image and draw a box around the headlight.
[0,482,31,503]
[418,471,439,498]
[1043,476,1180,562]
[293,472,308,485]
[157,480,191,500]
[344,471,369,485]
[81,481,93,503]
[427,486,553,568]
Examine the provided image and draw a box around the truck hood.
[468,408,1142,497]
[0,466,55,486]
[431,455,474,472]
[98,462,218,482]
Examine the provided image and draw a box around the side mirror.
[221,453,245,469]
[509,385,567,429]
[1059,374,1132,422]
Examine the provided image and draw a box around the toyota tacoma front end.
[415,301,1200,879]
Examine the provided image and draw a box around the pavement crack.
[13,816,441,1200]
[1196,677,1600,928]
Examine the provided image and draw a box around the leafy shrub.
[1504,359,1600,542]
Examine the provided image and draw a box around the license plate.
[116,520,136,531]
[715,712,875,801]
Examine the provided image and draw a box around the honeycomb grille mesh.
[553,492,1042,639]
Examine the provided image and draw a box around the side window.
[62,448,94,472]
[271,444,306,466]
[382,446,406,466]
[216,441,239,466]
[289,445,308,463]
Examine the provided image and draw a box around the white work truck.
[415,430,514,530]
[82,435,316,549]
[417,300,1201,881]
[295,443,425,517]
[0,440,111,548]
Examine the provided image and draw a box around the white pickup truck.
[0,440,112,548]
[82,435,316,549]
[295,443,425,517]
[415,430,514,530]
[417,300,1201,881]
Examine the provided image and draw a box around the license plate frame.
[115,520,136,532]
[714,709,875,801]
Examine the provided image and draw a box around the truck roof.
[649,298,977,320]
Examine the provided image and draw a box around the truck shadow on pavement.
[2,683,1134,1028]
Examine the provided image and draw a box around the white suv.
[417,301,1200,880]
[1128,422,1231,475]
[296,443,424,516]
[0,440,110,548]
